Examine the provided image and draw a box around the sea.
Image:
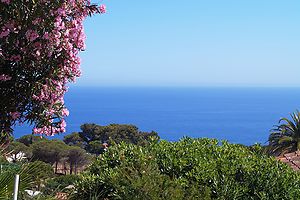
[13,87,300,146]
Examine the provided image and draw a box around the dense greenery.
[0,161,52,199]
[64,123,159,154]
[42,175,80,196]
[31,140,69,173]
[5,141,32,162]
[1,120,299,199]
[268,111,300,155]
[17,134,46,147]
[73,138,300,200]
[5,135,91,175]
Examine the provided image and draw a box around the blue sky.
[78,0,300,87]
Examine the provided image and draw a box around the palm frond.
[278,136,294,144]
[0,161,47,199]
[268,111,300,155]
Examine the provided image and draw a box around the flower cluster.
[0,1,105,138]
[0,74,11,81]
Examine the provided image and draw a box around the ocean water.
[14,87,300,145]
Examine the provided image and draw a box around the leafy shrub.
[71,138,300,200]
[0,162,20,174]
[27,161,54,180]
[0,161,53,199]
[42,174,79,195]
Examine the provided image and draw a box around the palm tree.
[268,111,300,156]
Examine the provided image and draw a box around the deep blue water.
[14,87,300,145]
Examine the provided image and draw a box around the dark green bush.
[26,161,54,180]
[42,174,80,195]
[71,138,300,200]
[0,162,20,174]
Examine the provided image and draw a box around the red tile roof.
[277,151,300,171]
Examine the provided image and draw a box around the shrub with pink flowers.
[0,0,105,141]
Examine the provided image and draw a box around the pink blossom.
[57,8,66,16]
[61,108,69,116]
[99,5,106,14]
[10,55,21,62]
[0,74,12,81]
[0,29,10,38]
[35,50,40,56]
[43,32,50,40]
[59,119,67,132]
[33,128,39,134]
[33,42,42,50]
[10,112,20,119]
[1,0,10,4]
[4,21,15,30]
[2,1,106,137]
[25,30,39,42]
[32,18,41,25]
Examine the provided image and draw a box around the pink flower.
[10,112,20,119]
[1,0,10,4]
[25,30,39,42]
[61,108,69,116]
[43,32,50,40]
[2,0,105,137]
[36,50,41,56]
[59,119,67,132]
[0,29,10,38]
[0,74,11,81]
[32,18,41,25]
[57,8,66,16]
[4,21,15,30]
[54,17,62,28]
[33,128,39,134]
[10,55,21,62]
[99,5,106,14]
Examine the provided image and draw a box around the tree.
[31,139,67,173]
[0,0,106,142]
[63,123,160,154]
[66,146,90,174]
[88,140,105,155]
[17,134,46,146]
[268,111,300,155]
[5,141,32,162]
[63,132,85,148]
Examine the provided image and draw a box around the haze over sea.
[14,87,300,145]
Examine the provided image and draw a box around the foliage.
[66,146,91,174]
[0,162,20,174]
[5,141,32,162]
[26,161,54,183]
[30,137,90,174]
[31,140,67,173]
[63,132,85,148]
[247,143,269,155]
[0,161,51,199]
[0,0,105,141]
[269,111,300,155]
[72,138,300,200]
[17,134,46,146]
[64,123,159,154]
[42,174,80,196]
